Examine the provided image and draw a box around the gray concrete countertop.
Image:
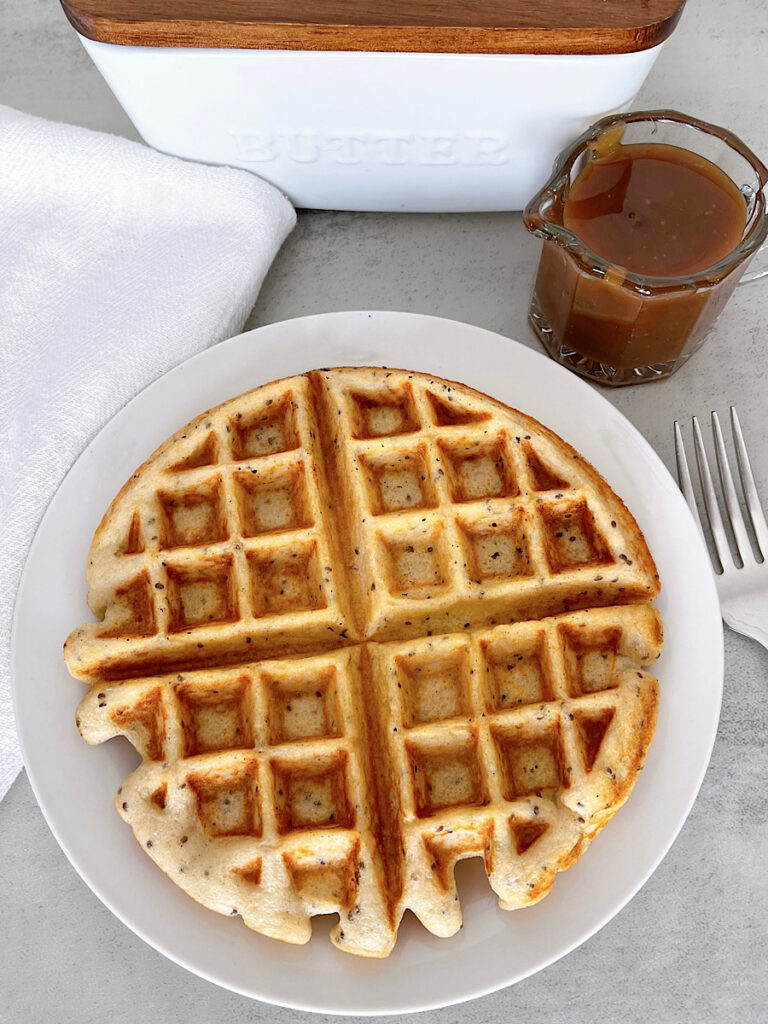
[2,2,767,1021]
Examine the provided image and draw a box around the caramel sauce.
[563,142,746,277]
[531,140,751,374]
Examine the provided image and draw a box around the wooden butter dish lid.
[60,0,686,55]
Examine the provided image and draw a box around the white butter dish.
[60,0,686,212]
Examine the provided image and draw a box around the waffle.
[66,367,662,958]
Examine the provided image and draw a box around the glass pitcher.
[523,110,768,386]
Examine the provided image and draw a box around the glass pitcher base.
[528,301,690,387]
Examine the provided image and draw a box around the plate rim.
[12,310,724,1015]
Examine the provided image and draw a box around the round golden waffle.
[65,367,662,957]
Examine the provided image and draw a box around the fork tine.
[674,421,706,543]
[711,411,752,565]
[730,406,768,559]
[692,416,731,571]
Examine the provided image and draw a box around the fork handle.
[723,592,768,651]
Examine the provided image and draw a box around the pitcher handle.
[740,239,768,283]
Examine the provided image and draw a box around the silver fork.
[674,407,768,650]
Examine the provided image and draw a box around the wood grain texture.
[60,0,686,54]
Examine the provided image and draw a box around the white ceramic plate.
[13,311,723,1015]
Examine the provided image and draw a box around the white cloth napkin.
[0,105,296,801]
